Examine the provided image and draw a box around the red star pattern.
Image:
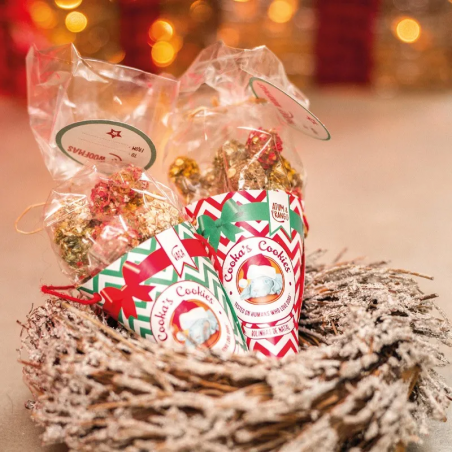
[107,129,122,139]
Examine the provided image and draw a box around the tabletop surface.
[1,90,451,451]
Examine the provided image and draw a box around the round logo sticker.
[55,119,156,169]
[150,281,236,353]
[222,237,295,323]
[249,77,330,141]
[237,256,285,306]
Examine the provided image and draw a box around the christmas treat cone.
[79,221,246,354]
[43,164,247,354]
[186,189,306,358]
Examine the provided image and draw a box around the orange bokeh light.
[395,18,421,43]
[267,0,295,24]
[65,11,88,33]
[55,0,83,9]
[149,19,174,42]
[218,27,240,47]
[152,41,176,67]
[30,2,57,29]
[190,1,213,22]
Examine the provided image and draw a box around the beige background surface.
[1,91,451,451]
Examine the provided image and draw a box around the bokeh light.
[30,2,57,29]
[395,18,421,43]
[267,0,295,24]
[149,19,174,42]
[190,1,213,22]
[108,50,126,64]
[55,0,83,9]
[152,41,176,67]
[65,11,88,33]
[233,0,258,20]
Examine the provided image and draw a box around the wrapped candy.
[246,128,283,170]
[168,156,203,204]
[45,165,181,283]
[44,164,247,354]
[164,43,322,358]
[163,43,315,205]
[167,119,306,203]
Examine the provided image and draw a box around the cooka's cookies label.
[186,190,306,358]
[222,237,295,325]
[151,281,236,353]
[80,222,247,354]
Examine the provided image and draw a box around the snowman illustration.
[172,301,220,349]
[238,255,284,303]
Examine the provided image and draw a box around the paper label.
[150,281,236,353]
[242,316,296,340]
[156,227,196,277]
[56,120,156,169]
[222,237,295,324]
[268,190,291,237]
[249,77,330,140]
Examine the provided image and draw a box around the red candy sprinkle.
[245,128,283,170]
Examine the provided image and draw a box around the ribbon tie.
[86,238,208,321]
[197,199,243,251]
[197,197,304,251]
[100,261,155,320]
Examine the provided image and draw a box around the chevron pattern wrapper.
[79,221,247,354]
[186,190,306,358]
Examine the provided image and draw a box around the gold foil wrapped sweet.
[168,156,202,204]
[52,199,100,281]
[168,128,304,203]
[226,160,267,191]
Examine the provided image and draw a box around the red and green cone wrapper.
[186,190,306,358]
[79,221,247,354]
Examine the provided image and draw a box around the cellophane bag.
[27,44,179,182]
[43,163,247,354]
[164,42,312,358]
[164,42,310,204]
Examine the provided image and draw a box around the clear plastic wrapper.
[44,164,183,284]
[27,44,179,181]
[164,42,308,204]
